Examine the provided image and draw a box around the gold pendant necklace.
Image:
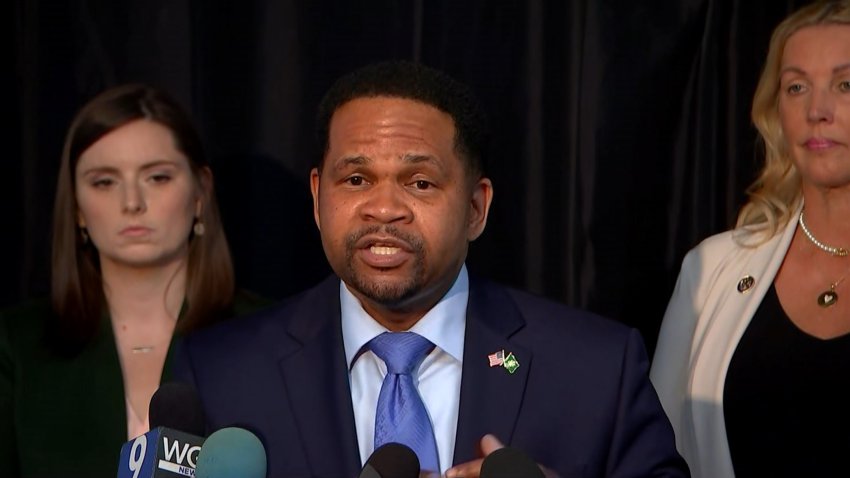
[798,211,850,308]
[817,270,849,308]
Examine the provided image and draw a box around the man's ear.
[310,168,321,230]
[467,177,493,241]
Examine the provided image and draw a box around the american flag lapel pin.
[488,349,520,374]
[488,349,505,367]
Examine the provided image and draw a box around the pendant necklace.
[130,340,168,354]
[817,270,849,308]
[799,210,850,308]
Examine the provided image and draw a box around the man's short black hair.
[316,60,487,178]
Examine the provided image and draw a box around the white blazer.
[650,208,799,478]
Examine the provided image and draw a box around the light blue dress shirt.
[342,265,468,475]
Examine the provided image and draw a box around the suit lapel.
[453,279,532,464]
[277,277,362,477]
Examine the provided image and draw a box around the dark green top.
[0,293,271,478]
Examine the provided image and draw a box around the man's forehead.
[327,98,455,145]
[331,95,452,121]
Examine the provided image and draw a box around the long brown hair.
[739,0,850,238]
[51,84,235,353]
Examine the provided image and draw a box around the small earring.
[193,219,205,236]
[80,227,89,244]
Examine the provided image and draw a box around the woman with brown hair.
[0,84,264,476]
[651,2,850,477]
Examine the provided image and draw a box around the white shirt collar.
[341,265,469,368]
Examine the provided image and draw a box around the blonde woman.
[651,2,850,477]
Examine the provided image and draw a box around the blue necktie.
[369,332,440,473]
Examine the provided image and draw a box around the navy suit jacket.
[173,275,688,477]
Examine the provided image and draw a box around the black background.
[7,0,813,355]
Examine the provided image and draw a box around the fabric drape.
[7,0,815,355]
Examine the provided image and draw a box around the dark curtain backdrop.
[8,0,813,355]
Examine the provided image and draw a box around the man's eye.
[150,174,172,183]
[347,176,364,186]
[414,180,432,190]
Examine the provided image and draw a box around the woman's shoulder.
[685,225,778,266]
[0,298,53,334]
[0,298,54,356]
[675,224,788,299]
[677,230,739,277]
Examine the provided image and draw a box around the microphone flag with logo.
[116,427,206,478]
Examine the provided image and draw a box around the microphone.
[116,427,206,478]
[149,382,206,436]
[359,443,420,478]
[480,447,545,478]
[194,427,267,478]
[116,382,207,478]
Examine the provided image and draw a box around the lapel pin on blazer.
[737,275,755,293]
[488,349,520,374]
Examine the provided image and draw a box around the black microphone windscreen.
[480,447,545,478]
[148,382,206,436]
[362,443,420,478]
[358,464,382,478]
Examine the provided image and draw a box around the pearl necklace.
[799,211,848,257]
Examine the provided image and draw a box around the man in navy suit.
[174,61,688,477]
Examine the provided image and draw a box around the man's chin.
[349,276,419,308]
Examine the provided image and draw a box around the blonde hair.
[739,0,850,237]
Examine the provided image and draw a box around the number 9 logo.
[129,434,147,478]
